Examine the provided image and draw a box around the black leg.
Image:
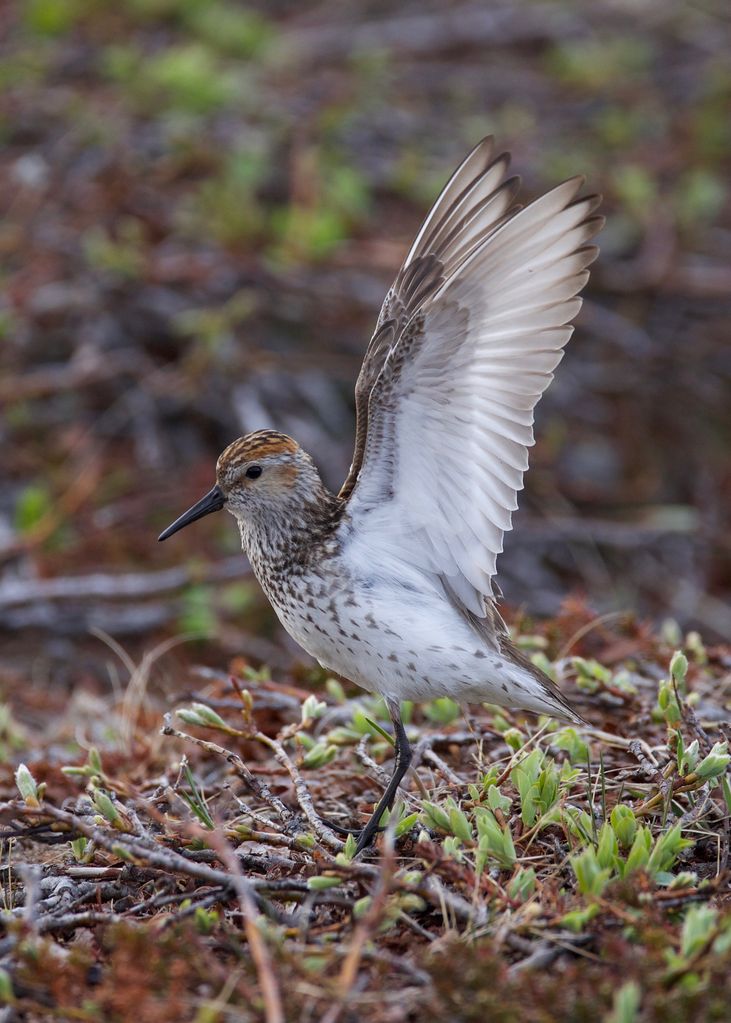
[321,818,386,834]
[355,699,412,855]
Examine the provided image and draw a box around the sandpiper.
[160,137,602,852]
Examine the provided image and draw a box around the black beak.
[158,485,226,541]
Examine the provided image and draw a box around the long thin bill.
[158,485,226,541]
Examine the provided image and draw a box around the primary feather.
[344,137,603,620]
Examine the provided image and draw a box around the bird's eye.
[245,465,262,480]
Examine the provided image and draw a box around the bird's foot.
[319,817,385,841]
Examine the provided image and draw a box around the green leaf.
[571,657,611,691]
[92,789,120,825]
[606,980,641,1023]
[14,484,51,534]
[562,806,595,844]
[486,784,511,814]
[647,824,693,878]
[423,697,460,724]
[681,904,717,959]
[696,741,730,780]
[610,804,637,850]
[421,801,451,833]
[441,835,463,861]
[307,875,342,891]
[596,822,619,871]
[553,727,589,763]
[474,808,516,870]
[502,728,525,751]
[325,678,346,704]
[180,764,214,830]
[363,716,395,747]
[507,867,536,902]
[353,895,372,918]
[395,812,420,838]
[721,776,731,816]
[678,736,700,776]
[0,967,13,1003]
[448,805,474,844]
[571,847,611,896]
[302,742,338,769]
[70,837,88,862]
[624,826,652,874]
[561,903,600,932]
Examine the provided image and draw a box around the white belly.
[267,543,560,717]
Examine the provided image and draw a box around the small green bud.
[294,832,316,849]
[670,651,688,684]
[420,801,451,833]
[301,695,327,723]
[325,678,346,703]
[70,837,89,862]
[334,833,357,864]
[685,631,707,663]
[194,906,218,934]
[441,835,463,860]
[502,728,524,751]
[398,870,423,886]
[190,702,229,729]
[396,893,426,913]
[15,763,40,807]
[92,789,120,824]
[353,895,372,918]
[177,707,213,728]
[302,742,338,769]
[572,847,610,896]
[610,804,637,850]
[679,738,700,776]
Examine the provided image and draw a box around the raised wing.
[338,137,520,501]
[344,141,602,617]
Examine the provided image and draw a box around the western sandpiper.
[160,137,602,852]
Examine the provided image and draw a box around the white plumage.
[347,138,602,618]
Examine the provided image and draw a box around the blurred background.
[1,0,730,695]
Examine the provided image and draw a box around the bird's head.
[158,430,326,542]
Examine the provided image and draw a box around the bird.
[159,137,602,853]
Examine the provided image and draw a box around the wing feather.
[338,137,518,500]
[344,141,602,618]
